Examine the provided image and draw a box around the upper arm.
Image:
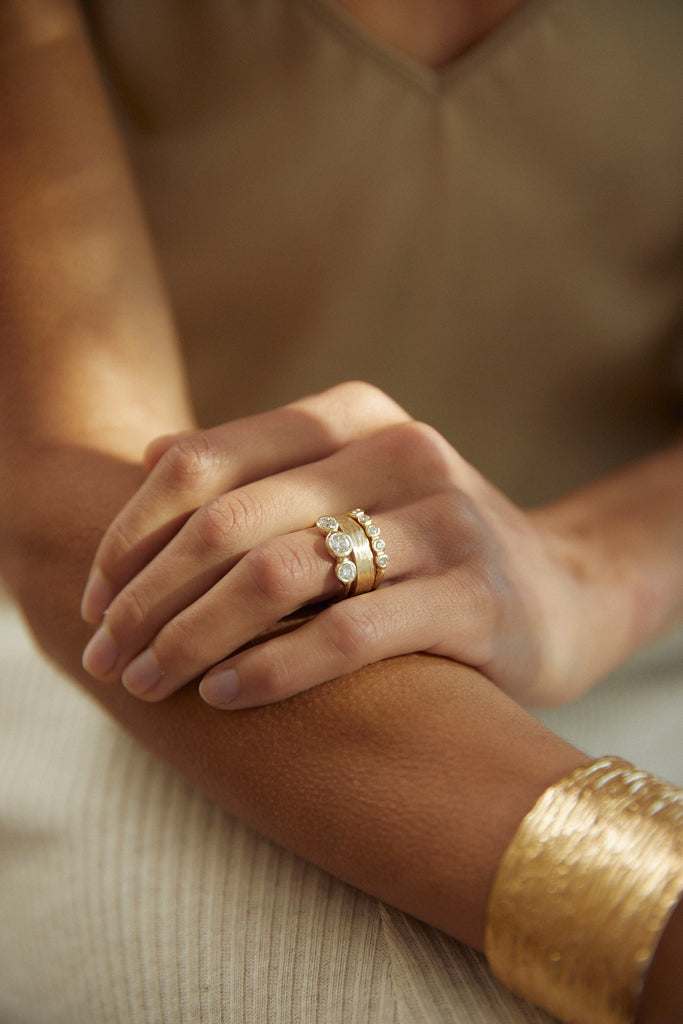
[0,0,194,461]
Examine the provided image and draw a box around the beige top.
[1,2,681,1021]
[87,0,683,506]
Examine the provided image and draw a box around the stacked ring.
[316,510,388,598]
[347,509,389,589]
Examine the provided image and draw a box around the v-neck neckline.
[300,0,558,95]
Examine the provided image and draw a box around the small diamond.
[349,509,364,518]
[375,554,389,570]
[372,538,386,552]
[336,560,357,584]
[327,531,353,557]
[317,516,338,533]
[366,524,380,538]
[356,513,371,525]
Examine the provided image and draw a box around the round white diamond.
[327,531,353,557]
[372,538,386,552]
[336,560,357,584]
[317,516,338,533]
[356,513,370,525]
[366,524,380,538]
[376,554,389,569]
[349,509,364,517]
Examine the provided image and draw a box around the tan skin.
[0,2,681,1020]
[336,0,527,66]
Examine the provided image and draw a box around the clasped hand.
[80,382,608,709]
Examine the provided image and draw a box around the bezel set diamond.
[335,560,357,585]
[348,510,389,581]
[317,509,389,595]
[316,515,357,590]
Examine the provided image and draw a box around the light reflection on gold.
[485,756,683,1024]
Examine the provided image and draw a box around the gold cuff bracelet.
[485,756,683,1024]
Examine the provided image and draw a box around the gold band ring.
[316,510,388,598]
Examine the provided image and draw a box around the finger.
[117,528,339,700]
[82,382,409,622]
[81,424,468,685]
[112,498,450,702]
[83,475,393,690]
[197,577,451,709]
[82,457,378,682]
[143,431,193,473]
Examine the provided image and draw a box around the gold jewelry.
[485,756,683,1024]
[347,509,389,588]
[316,510,388,597]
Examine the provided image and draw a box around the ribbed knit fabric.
[0,600,558,1023]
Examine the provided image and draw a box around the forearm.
[4,448,680,1021]
[1,442,588,952]
[0,0,194,460]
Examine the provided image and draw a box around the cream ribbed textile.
[0,600,557,1023]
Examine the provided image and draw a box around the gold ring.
[316,510,388,598]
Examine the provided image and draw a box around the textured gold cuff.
[485,756,683,1024]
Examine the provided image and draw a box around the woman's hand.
[79,380,657,710]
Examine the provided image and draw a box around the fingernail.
[81,568,115,623]
[200,668,241,708]
[82,625,119,678]
[122,649,162,696]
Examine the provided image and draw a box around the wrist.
[535,442,683,660]
[521,512,638,703]
[531,498,673,696]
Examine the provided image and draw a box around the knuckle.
[320,601,381,665]
[452,561,506,636]
[161,614,203,666]
[195,502,232,552]
[335,379,388,407]
[195,490,261,551]
[407,491,487,575]
[404,421,459,485]
[340,380,410,423]
[317,379,371,402]
[246,541,315,603]
[246,646,293,704]
[435,490,482,544]
[374,420,459,492]
[158,434,220,492]
[98,515,139,570]
[312,381,410,437]
[109,584,148,633]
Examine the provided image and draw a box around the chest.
[333,0,527,65]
